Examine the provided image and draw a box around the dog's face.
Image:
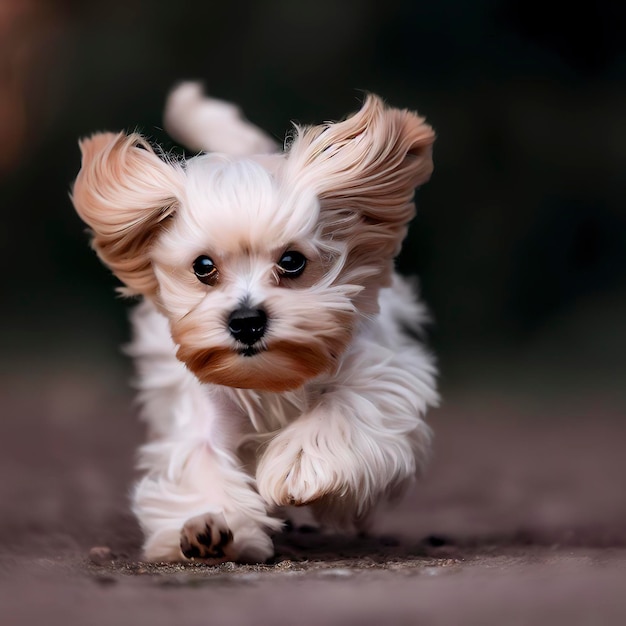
[149,154,359,391]
[72,96,434,391]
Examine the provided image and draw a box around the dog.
[71,83,439,563]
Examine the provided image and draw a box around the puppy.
[71,83,439,563]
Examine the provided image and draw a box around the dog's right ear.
[71,132,184,296]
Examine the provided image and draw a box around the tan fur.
[72,132,185,296]
[177,345,326,393]
[284,95,435,312]
[173,309,354,392]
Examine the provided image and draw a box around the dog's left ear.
[284,94,435,260]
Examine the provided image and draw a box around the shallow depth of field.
[1,2,625,624]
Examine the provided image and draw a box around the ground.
[1,357,625,625]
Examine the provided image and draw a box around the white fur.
[129,275,437,560]
[72,83,439,562]
[164,82,278,156]
[125,302,279,561]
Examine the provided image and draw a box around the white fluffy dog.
[71,83,439,563]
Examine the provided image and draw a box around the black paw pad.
[179,514,234,561]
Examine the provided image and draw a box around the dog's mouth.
[177,338,340,392]
[237,344,265,358]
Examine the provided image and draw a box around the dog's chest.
[231,387,313,433]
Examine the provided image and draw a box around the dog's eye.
[277,251,307,278]
[192,255,219,285]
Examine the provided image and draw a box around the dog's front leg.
[133,431,280,563]
[256,346,437,523]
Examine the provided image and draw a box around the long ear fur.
[284,95,435,283]
[71,132,184,296]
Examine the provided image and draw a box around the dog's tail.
[163,81,278,156]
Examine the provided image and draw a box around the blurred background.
[1,0,626,559]
[1,0,625,386]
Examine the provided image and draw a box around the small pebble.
[89,546,114,565]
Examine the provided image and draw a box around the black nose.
[227,307,267,345]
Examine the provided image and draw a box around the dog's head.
[72,95,434,392]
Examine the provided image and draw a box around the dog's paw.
[256,433,345,508]
[180,512,234,562]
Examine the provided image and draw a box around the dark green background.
[2,0,625,390]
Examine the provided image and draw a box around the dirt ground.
[2,360,626,625]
